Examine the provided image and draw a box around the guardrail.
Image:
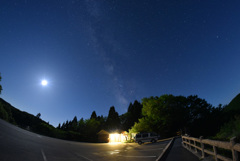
[182,135,240,161]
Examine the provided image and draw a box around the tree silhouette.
[0,73,2,94]
[121,100,143,131]
[36,113,41,119]
[130,95,217,137]
[106,106,120,132]
[90,111,97,120]
[70,116,78,131]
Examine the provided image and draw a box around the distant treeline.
[56,100,143,142]
[0,98,143,142]
[1,93,240,142]
[57,94,240,141]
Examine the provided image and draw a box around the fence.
[182,135,240,161]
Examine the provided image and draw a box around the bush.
[0,105,8,121]
[215,115,240,140]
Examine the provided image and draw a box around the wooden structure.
[97,130,109,143]
[182,135,240,161]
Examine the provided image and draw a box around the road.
[0,119,169,161]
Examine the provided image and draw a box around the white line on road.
[75,153,93,161]
[118,155,156,158]
[41,149,47,161]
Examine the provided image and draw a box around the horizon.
[0,92,237,127]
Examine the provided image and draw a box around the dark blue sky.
[1,0,240,126]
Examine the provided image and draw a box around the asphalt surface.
[0,119,169,161]
[117,140,171,161]
[164,137,199,161]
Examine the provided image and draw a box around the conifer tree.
[106,106,120,132]
[0,73,2,94]
[90,111,97,120]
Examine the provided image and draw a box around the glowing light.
[109,133,120,143]
[41,80,48,86]
[108,133,127,143]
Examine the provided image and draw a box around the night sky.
[1,0,240,126]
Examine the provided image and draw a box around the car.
[134,132,159,145]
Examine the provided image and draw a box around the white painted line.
[41,149,47,161]
[118,155,156,158]
[75,153,93,161]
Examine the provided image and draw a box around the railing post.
[200,136,205,159]
[182,136,185,147]
[213,146,218,161]
[188,138,191,150]
[183,136,186,148]
[194,140,197,153]
[187,134,191,150]
[230,137,239,161]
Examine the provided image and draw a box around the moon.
[41,80,48,86]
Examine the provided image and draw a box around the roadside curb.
[156,137,175,161]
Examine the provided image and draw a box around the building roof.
[97,130,109,135]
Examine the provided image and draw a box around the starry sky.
[1,0,240,126]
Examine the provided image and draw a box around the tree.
[121,100,143,131]
[185,95,213,136]
[36,113,41,119]
[69,116,78,131]
[0,73,2,94]
[57,123,61,129]
[130,95,190,137]
[84,118,101,142]
[106,106,120,132]
[0,104,8,121]
[78,117,85,132]
[64,120,69,131]
[130,117,153,133]
[90,111,97,120]
[97,115,107,129]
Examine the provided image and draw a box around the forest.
[0,74,240,142]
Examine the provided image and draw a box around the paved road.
[0,119,169,161]
[116,140,171,161]
[164,137,199,161]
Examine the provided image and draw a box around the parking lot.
[115,139,171,161]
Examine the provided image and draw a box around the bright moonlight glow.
[41,80,48,86]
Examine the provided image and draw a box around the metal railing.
[182,135,240,161]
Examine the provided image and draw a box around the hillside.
[215,93,240,140]
[0,98,60,137]
[0,98,48,128]
[0,97,91,142]
[225,93,240,114]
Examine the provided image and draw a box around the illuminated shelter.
[109,131,129,143]
[97,130,130,143]
[97,130,109,143]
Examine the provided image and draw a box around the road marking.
[75,153,93,161]
[118,155,156,158]
[41,149,47,161]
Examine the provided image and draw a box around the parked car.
[134,132,159,145]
